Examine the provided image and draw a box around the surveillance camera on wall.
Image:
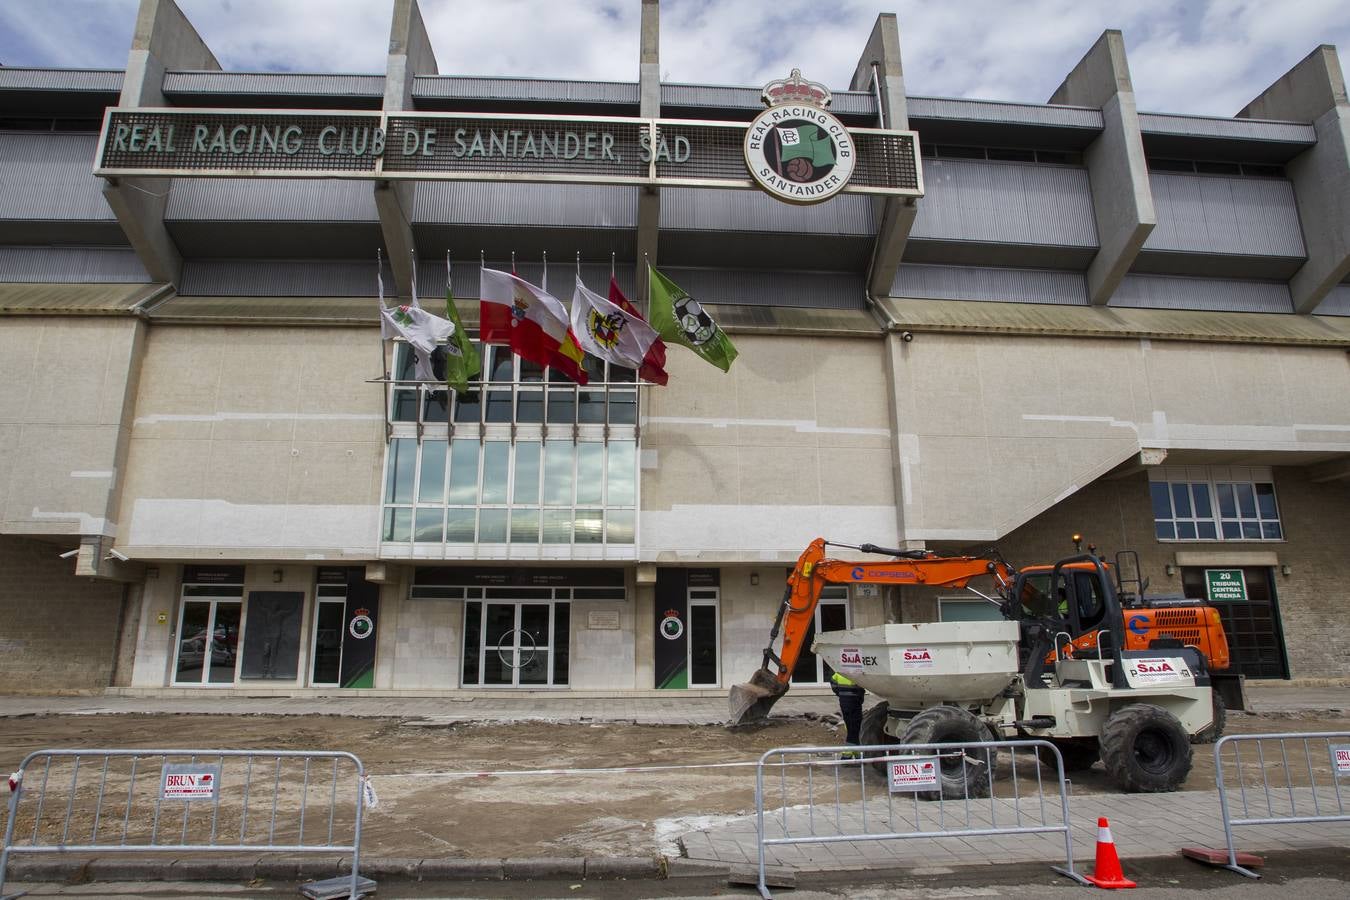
[900,331,914,343]
[106,548,130,562]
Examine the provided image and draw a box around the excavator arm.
[728,537,1016,724]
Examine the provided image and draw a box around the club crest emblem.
[744,69,855,204]
[587,307,626,350]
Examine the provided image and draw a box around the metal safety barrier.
[754,739,1087,899]
[1213,731,1350,878]
[1,749,371,900]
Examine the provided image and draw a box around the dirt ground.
[2,707,1348,859]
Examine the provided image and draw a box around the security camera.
[58,548,79,559]
[106,548,130,562]
[900,331,914,343]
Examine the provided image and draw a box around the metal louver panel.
[1313,284,1350,317]
[415,260,636,302]
[163,71,384,98]
[912,159,1097,247]
[1144,173,1305,258]
[660,84,876,116]
[413,183,636,228]
[414,76,638,105]
[180,259,392,297]
[1138,112,1315,144]
[0,246,149,283]
[1109,274,1293,313]
[908,96,1102,129]
[166,178,378,221]
[0,133,112,220]
[890,265,1087,305]
[0,67,122,92]
[659,187,875,234]
[652,267,864,310]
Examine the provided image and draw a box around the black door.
[1181,566,1289,678]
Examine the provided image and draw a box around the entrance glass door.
[173,600,241,685]
[310,599,346,686]
[688,590,720,687]
[482,602,555,686]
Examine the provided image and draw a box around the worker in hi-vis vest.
[830,670,866,759]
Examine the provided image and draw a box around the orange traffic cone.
[1083,817,1136,889]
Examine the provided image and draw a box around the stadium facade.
[1,0,1348,696]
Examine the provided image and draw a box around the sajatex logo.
[743,69,855,205]
[838,647,877,672]
[901,647,935,669]
[1127,658,1189,682]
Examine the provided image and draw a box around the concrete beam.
[1239,46,1350,315]
[104,0,220,287]
[1307,457,1350,483]
[377,0,439,297]
[850,14,917,301]
[1049,31,1154,306]
[635,0,661,302]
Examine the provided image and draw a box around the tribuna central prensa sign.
[743,69,856,205]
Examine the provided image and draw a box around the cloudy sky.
[1,0,1347,116]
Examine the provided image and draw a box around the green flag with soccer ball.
[647,265,738,373]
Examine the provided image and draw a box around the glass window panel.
[610,365,636,383]
[575,509,603,543]
[1191,483,1213,518]
[516,389,544,423]
[453,388,481,423]
[385,438,416,503]
[1236,483,1257,518]
[510,508,540,543]
[1221,521,1241,539]
[485,348,515,423]
[1171,483,1192,518]
[547,388,576,424]
[422,389,449,423]
[578,389,606,423]
[513,441,541,505]
[520,359,545,382]
[552,604,570,685]
[542,509,573,543]
[482,441,509,504]
[445,508,476,542]
[608,389,637,425]
[175,601,211,683]
[462,602,481,685]
[207,603,241,684]
[607,441,636,506]
[1154,521,1175,540]
[478,508,508,542]
[1255,483,1278,519]
[414,508,444,543]
[484,603,515,645]
[1261,521,1282,540]
[1241,521,1261,540]
[606,508,635,544]
[1149,482,1172,518]
[1176,521,1197,540]
[391,391,420,422]
[447,439,480,504]
[417,441,447,503]
[1197,521,1217,540]
[1216,483,1236,518]
[311,601,344,685]
[575,443,604,504]
[543,441,575,506]
[383,507,412,542]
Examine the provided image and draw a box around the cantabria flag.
[479,267,589,384]
[777,123,834,167]
[647,265,737,373]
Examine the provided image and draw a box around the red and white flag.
[570,276,660,374]
[607,276,668,385]
[479,267,588,383]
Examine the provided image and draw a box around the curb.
[4,853,665,884]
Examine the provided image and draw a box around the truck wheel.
[860,701,898,776]
[1191,693,1226,744]
[1100,704,1193,793]
[1037,738,1099,773]
[898,706,993,801]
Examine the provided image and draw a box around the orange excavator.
[727,537,1018,724]
[729,537,1239,737]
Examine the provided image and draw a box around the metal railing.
[1,749,370,899]
[1213,731,1350,878]
[754,740,1087,899]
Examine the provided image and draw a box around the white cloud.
[0,0,1345,116]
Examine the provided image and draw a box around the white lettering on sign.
[901,647,935,670]
[1126,657,1191,685]
[1331,745,1350,777]
[888,756,939,792]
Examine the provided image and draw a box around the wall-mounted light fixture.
[750,572,759,586]
[1164,564,1176,576]
[1281,564,1291,577]
[272,568,284,583]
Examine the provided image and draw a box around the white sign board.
[837,646,864,675]
[1331,744,1350,778]
[888,756,940,792]
[160,764,221,801]
[587,610,621,630]
[1124,657,1190,685]
[900,647,936,670]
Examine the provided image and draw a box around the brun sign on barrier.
[0,748,371,900]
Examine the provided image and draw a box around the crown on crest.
[761,68,832,109]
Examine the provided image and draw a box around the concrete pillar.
[376,0,439,297]
[103,0,219,286]
[849,14,918,301]
[1049,31,1155,306]
[635,0,661,302]
[1239,46,1350,315]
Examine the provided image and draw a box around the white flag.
[569,276,659,371]
[380,303,455,382]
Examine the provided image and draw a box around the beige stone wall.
[0,535,126,691]
[0,317,144,538]
[116,325,386,558]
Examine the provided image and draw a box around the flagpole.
[576,250,581,282]
[610,251,615,280]
[377,248,392,442]
[541,249,548,294]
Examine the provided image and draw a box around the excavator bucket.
[728,667,789,724]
